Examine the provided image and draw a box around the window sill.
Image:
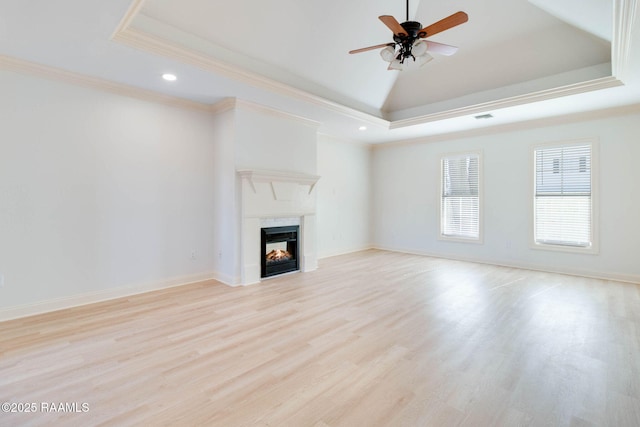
[530,242,599,255]
[439,235,483,244]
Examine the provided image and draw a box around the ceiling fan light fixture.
[412,40,428,57]
[388,58,403,71]
[380,45,396,62]
[417,53,434,67]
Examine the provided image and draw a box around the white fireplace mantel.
[237,169,320,195]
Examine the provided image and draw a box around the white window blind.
[534,144,592,247]
[441,154,480,239]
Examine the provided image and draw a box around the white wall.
[235,106,318,174]
[317,134,372,259]
[372,111,640,282]
[0,70,218,317]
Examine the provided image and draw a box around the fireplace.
[261,225,300,278]
[237,169,319,285]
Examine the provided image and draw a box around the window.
[533,142,596,251]
[440,152,481,241]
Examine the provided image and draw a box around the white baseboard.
[213,270,241,287]
[0,272,217,322]
[373,245,640,284]
[5,248,634,322]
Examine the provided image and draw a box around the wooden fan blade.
[420,11,468,38]
[349,43,393,54]
[425,41,458,56]
[379,15,407,36]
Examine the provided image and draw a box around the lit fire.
[266,249,291,262]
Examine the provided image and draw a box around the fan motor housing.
[399,21,423,38]
[393,21,424,59]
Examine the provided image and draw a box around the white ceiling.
[1,0,639,143]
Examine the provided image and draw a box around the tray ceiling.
[135,0,612,117]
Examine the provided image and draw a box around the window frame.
[530,139,599,254]
[438,150,483,244]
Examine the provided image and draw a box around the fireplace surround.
[238,169,320,285]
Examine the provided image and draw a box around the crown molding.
[111,0,148,39]
[112,24,389,128]
[612,0,638,82]
[374,103,640,149]
[234,99,322,129]
[0,55,211,113]
[209,97,237,115]
[389,76,623,130]
[210,98,321,128]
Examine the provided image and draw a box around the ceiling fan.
[349,1,468,70]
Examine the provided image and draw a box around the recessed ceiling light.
[359,126,367,131]
[162,73,177,82]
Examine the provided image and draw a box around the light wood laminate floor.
[1,250,639,426]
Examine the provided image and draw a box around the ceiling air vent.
[474,113,494,120]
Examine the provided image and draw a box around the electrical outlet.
[190,250,197,260]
